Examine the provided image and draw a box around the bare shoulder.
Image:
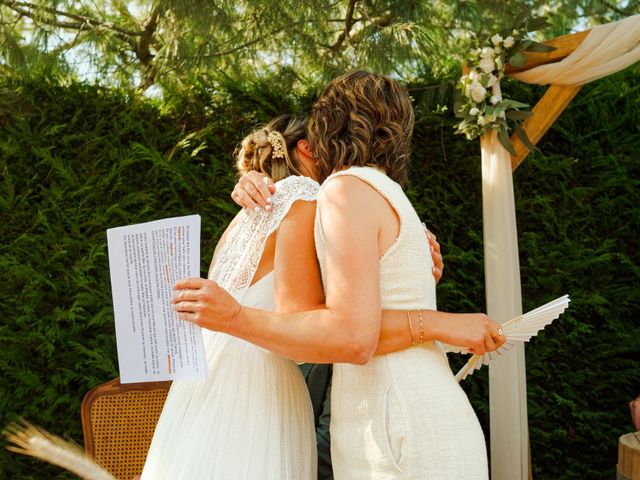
[279,198,317,228]
[319,174,385,213]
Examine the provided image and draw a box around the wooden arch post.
[480,30,589,480]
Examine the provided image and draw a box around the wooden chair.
[81,378,172,480]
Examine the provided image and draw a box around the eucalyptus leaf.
[509,52,526,67]
[515,125,538,153]
[527,17,552,32]
[525,41,557,53]
[513,8,529,29]
[497,125,517,155]
[506,110,533,121]
[504,99,530,109]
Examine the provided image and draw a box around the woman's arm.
[229,171,447,356]
[272,200,324,313]
[207,192,441,357]
[174,176,384,364]
[174,176,504,363]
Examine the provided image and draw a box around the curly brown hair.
[235,114,308,182]
[308,71,414,185]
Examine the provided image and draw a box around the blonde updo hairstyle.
[236,114,308,182]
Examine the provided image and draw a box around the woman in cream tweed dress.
[172,72,505,479]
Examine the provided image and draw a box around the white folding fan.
[454,294,571,382]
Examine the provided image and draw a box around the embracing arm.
[175,177,502,363]
[272,200,324,314]
[230,176,382,363]
[270,193,450,358]
[228,171,446,357]
[174,177,383,363]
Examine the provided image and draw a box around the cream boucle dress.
[315,166,489,480]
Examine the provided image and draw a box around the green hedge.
[1,67,638,479]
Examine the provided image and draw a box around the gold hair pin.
[267,130,288,160]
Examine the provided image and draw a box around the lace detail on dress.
[209,176,319,296]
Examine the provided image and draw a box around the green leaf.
[504,99,530,109]
[509,52,526,67]
[527,16,552,32]
[513,8,529,29]
[496,118,509,131]
[506,110,533,121]
[497,125,517,155]
[515,125,538,153]
[525,41,557,53]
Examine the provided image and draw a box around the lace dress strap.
[208,176,319,297]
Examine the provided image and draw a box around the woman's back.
[315,166,436,311]
[314,166,488,480]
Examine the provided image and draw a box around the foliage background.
[0,63,638,479]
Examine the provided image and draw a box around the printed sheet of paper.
[107,215,207,383]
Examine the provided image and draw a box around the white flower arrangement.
[455,14,555,154]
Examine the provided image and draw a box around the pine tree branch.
[135,5,160,91]
[344,0,357,31]
[202,14,359,60]
[137,4,159,66]
[322,10,393,52]
[348,12,392,44]
[335,0,358,48]
[603,0,638,16]
[201,22,304,59]
[0,0,142,37]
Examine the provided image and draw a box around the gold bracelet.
[407,311,416,346]
[417,309,424,344]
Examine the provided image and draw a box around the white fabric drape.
[482,13,640,480]
[511,14,640,85]
[482,129,528,480]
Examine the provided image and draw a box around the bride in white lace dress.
[141,116,321,479]
[173,72,506,479]
[142,114,451,479]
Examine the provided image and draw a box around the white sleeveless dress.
[315,166,489,479]
[141,175,319,480]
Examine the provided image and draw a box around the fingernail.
[266,197,272,203]
[430,246,435,252]
[262,177,270,185]
[265,205,271,211]
[254,207,260,212]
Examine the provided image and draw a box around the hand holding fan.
[454,294,570,382]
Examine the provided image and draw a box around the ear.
[296,139,313,159]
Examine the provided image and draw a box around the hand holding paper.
[454,294,571,382]
[107,215,207,383]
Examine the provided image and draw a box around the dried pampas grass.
[3,419,115,480]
